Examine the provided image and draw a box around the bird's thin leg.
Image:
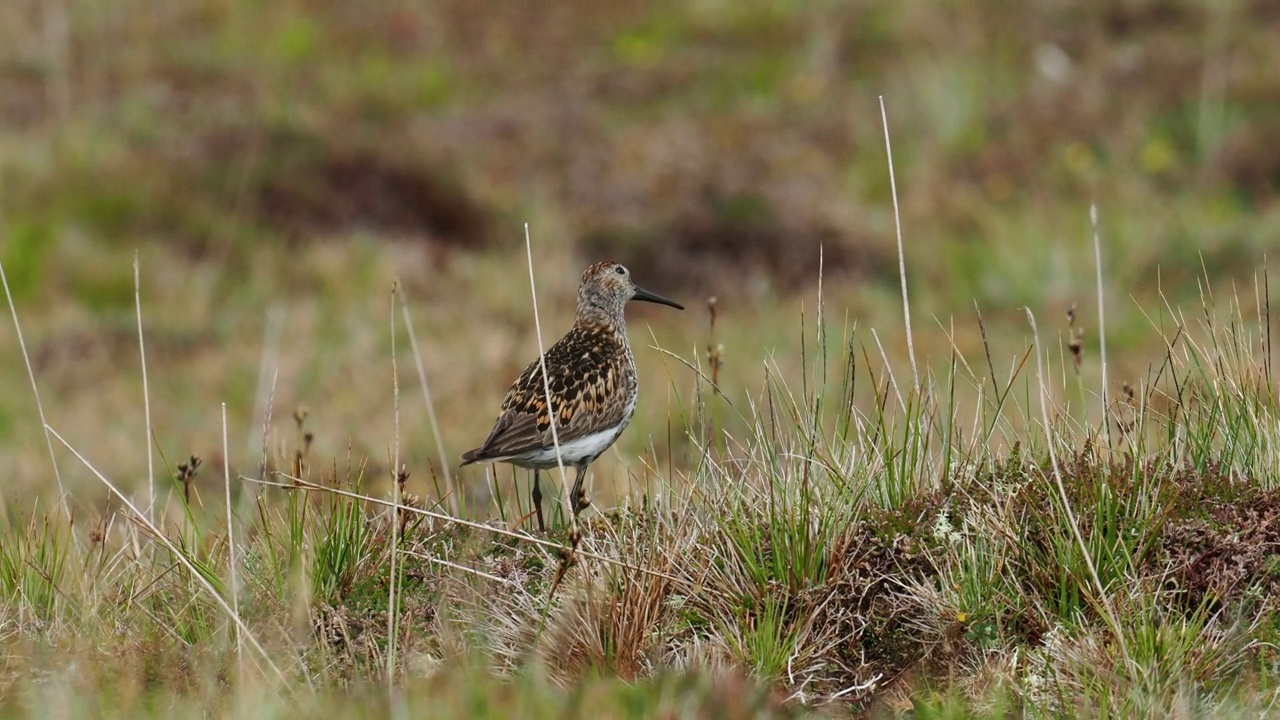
[531,470,546,533]
[570,464,591,515]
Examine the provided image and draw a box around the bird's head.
[577,261,684,319]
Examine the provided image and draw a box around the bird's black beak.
[632,285,684,310]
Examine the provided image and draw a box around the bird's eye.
[614,266,626,275]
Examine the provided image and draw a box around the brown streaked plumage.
[460,261,683,532]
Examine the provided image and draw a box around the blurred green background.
[1,0,1277,508]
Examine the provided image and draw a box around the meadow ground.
[2,1,1280,717]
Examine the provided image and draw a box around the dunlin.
[461,261,683,532]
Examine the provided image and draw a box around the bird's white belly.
[515,391,637,468]
[516,425,625,467]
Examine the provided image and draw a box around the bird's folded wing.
[466,362,628,462]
